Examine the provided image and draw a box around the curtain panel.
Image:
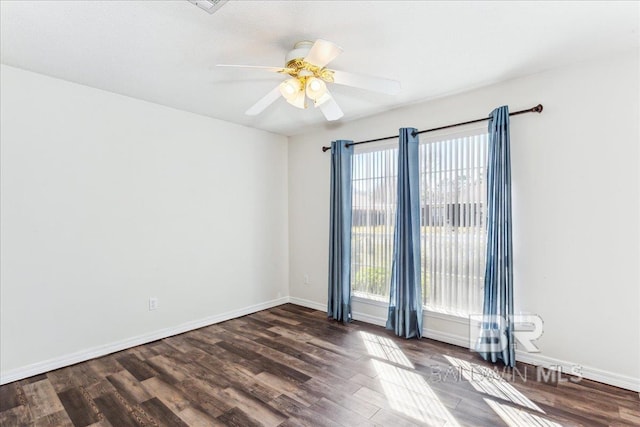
[328,140,354,323]
[477,106,516,367]
[386,128,423,338]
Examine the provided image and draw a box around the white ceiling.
[1,1,638,136]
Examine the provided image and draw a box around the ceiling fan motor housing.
[285,41,313,65]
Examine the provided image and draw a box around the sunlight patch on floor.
[371,359,461,426]
[360,331,461,427]
[485,399,562,427]
[444,355,542,413]
[359,331,414,368]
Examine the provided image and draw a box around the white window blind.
[350,129,488,316]
[351,145,397,301]
[419,131,488,315]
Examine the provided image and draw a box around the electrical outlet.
[149,297,158,311]
[304,274,310,285]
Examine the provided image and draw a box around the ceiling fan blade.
[318,91,344,121]
[245,85,282,116]
[331,69,401,95]
[217,64,294,74]
[304,39,343,67]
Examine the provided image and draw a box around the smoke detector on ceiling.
[188,0,228,15]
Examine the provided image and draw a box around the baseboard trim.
[353,311,386,327]
[514,350,639,392]
[0,296,289,385]
[288,296,387,327]
[423,329,470,348]
[287,298,640,392]
[288,296,326,312]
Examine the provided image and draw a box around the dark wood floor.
[0,304,638,426]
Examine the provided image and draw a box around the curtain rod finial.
[322,146,331,152]
[534,104,543,113]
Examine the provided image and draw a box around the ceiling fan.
[217,39,401,121]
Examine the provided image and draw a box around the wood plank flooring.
[1,304,638,426]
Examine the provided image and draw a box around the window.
[351,129,488,316]
[351,146,397,301]
[419,131,488,315]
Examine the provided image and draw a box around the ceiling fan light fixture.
[279,78,302,101]
[305,77,327,101]
[286,90,307,109]
[222,38,401,120]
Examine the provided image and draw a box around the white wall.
[0,65,289,381]
[288,52,639,390]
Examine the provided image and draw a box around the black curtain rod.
[321,104,543,152]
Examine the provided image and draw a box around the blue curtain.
[386,128,422,338]
[477,106,515,367]
[328,140,354,324]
